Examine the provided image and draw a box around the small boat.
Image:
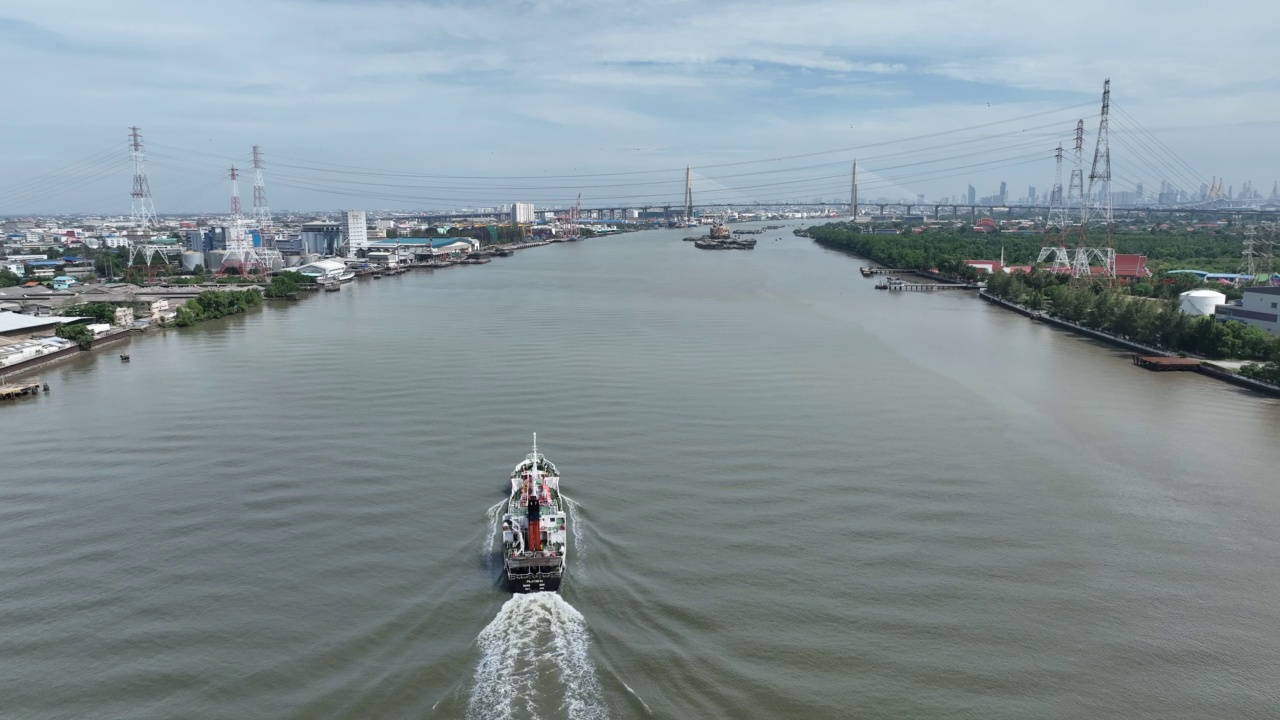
[501,434,568,593]
[119,353,130,362]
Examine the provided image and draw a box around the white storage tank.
[180,251,204,273]
[1179,289,1227,317]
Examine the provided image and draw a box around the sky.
[1,0,1278,214]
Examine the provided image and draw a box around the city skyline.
[1,0,1277,213]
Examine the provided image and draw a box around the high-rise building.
[343,210,368,256]
[999,181,1007,203]
[511,202,535,224]
[967,185,976,205]
[1028,186,1037,204]
[1135,182,1144,201]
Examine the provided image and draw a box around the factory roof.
[0,311,89,334]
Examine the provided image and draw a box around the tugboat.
[501,435,568,593]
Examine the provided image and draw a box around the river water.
[3,224,1279,719]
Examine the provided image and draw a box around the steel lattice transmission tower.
[1049,144,1064,217]
[229,166,242,219]
[251,145,270,225]
[1067,120,1085,224]
[1067,120,1093,277]
[1087,78,1113,229]
[129,126,157,228]
[1240,226,1260,278]
[1038,144,1071,272]
[683,165,694,225]
[849,159,858,219]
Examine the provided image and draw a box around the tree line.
[807,222,1272,274]
[984,271,1279,361]
[174,289,263,327]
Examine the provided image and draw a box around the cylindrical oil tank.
[180,251,204,273]
[268,255,285,272]
[283,254,302,267]
[1179,289,1227,316]
[205,250,230,271]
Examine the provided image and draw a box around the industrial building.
[294,259,350,280]
[0,311,90,339]
[1216,286,1280,336]
[298,222,343,255]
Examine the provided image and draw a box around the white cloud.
[0,0,1276,211]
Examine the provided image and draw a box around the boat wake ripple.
[483,501,505,566]
[562,495,587,577]
[465,593,608,720]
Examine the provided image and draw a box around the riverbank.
[0,328,134,383]
[0,235,570,388]
[809,225,1280,399]
[980,290,1280,398]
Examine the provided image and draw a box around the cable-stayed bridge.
[1,85,1272,224]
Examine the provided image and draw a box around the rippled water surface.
[3,224,1280,719]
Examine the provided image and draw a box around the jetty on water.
[1132,355,1202,371]
[0,382,45,400]
[874,277,983,291]
[861,267,916,277]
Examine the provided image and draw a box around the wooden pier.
[1132,354,1202,371]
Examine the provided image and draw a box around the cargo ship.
[501,435,568,593]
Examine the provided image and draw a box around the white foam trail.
[562,495,587,577]
[465,593,608,720]
[484,501,505,564]
[620,681,652,715]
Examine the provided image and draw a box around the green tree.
[61,303,116,324]
[55,323,95,350]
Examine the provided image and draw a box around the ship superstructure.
[501,435,568,593]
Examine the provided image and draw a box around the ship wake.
[562,495,587,578]
[465,593,608,720]
[483,501,505,567]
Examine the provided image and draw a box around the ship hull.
[505,572,564,594]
